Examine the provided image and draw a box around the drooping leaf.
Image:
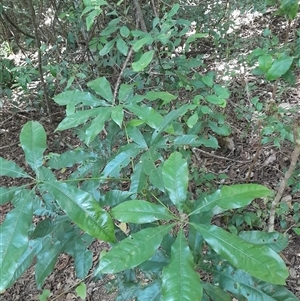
[162,229,203,301]
[94,224,172,274]
[193,224,288,285]
[0,157,30,178]
[0,190,34,292]
[132,50,154,72]
[19,121,46,172]
[87,77,113,102]
[191,184,272,215]
[266,56,293,81]
[55,107,103,131]
[162,152,188,211]
[43,181,115,242]
[238,231,289,253]
[215,263,298,301]
[0,186,20,205]
[111,200,174,223]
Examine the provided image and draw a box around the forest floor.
[1,6,300,301]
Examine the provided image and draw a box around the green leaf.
[126,104,164,129]
[278,0,299,19]
[118,84,134,102]
[151,104,195,145]
[202,72,214,87]
[0,157,30,178]
[43,181,115,242]
[132,35,154,52]
[94,224,172,274]
[39,289,50,301]
[0,190,34,292]
[76,282,87,299]
[30,218,55,239]
[206,95,226,107]
[132,50,154,72]
[111,105,124,127]
[129,161,147,196]
[103,144,142,177]
[191,184,272,215]
[111,200,174,223]
[258,55,273,72]
[162,152,188,211]
[127,126,148,148]
[192,224,288,285]
[84,108,111,144]
[20,121,47,172]
[162,229,203,301]
[120,26,130,37]
[73,240,93,279]
[0,186,20,205]
[54,90,106,106]
[144,91,177,104]
[56,107,103,131]
[266,56,293,81]
[87,77,113,102]
[238,231,289,253]
[213,84,231,99]
[187,112,198,128]
[99,39,115,55]
[216,264,299,301]
[203,283,232,301]
[116,37,128,56]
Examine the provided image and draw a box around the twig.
[192,148,251,164]
[268,117,300,232]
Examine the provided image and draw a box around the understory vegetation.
[1,0,300,300]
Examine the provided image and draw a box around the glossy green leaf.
[87,77,113,102]
[85,108,111,144]
[111,105,124,127]
[132,35,154,51]
[74,240,93,279]
[99,39,115,55]
[126,104,164,129]
[192,184,272,215]
[94,224,172,274]
[103,144,142,177]
[132,50,154,72]
[258,55,273,72]
[20,121,46,172]
[144,91,177,104]
[216,264,298,301]
[141,149,164,191]
[136,281,161,301]
[162,229,203,301]
[129,161,147,196]
[30,218,54,239]
[203,282,232,301]
[193,224,288,285]
[43,181,115,242]
[56,107,103,131]
[118,84,134,102]
[238,231,289,253]
[116,37,128,55]
[0,157,30,178]
[151,104,195,145]
[162,152,188,211]
[127,126,148,148]
[111,200,174,223]
[266,56,293,81]
[0,186,20,205]
[0,190,34,292]
[101,190,133,207]
[54,90,106,106]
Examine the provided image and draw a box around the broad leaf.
[94,224,172,274]
[73,240,93,279]
[0,157,30,178]
[191,184,272,215]
[162,152,188,211]
[129,161,147,196]
[111,105,124,127]
[111,200,174,223]
[87,77,113,102]
[215,263,299,301]
[144,91,177,104]
[103,144,142,177]
[56,107,103,131]
[203,282,232,301]
[43,181,115,242]
[0,190,34,292]
[193,224,288,285]
[127,126,148,148]
[132,50,154,72]
[162,229,203,301]
[258,55,273,72]
[0,186,20,205]
[136,281,161,301]
[266,56,293,81]
[19,121,46,172]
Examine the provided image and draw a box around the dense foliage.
[1,0,300,300]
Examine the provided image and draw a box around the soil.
[1,7,300,301]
